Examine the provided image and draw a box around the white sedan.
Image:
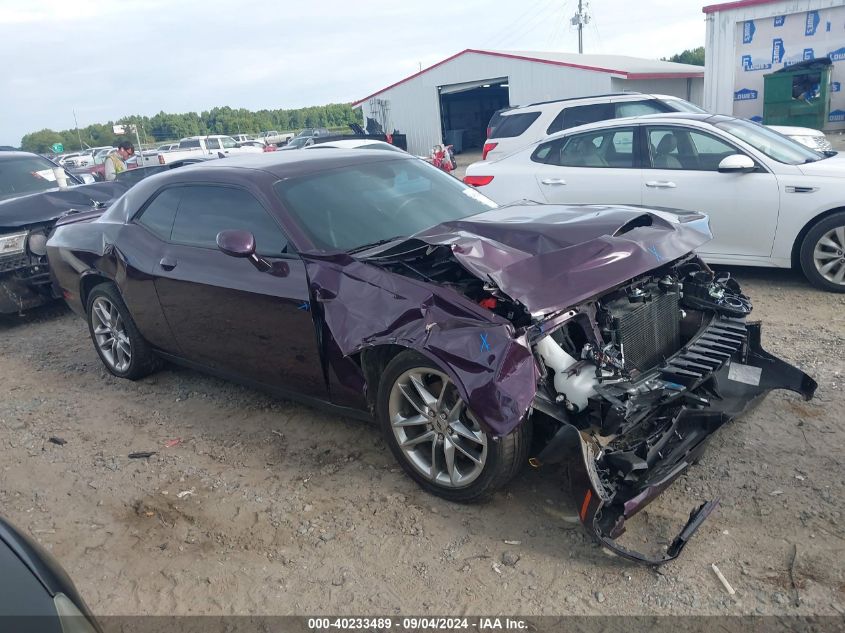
[464,113,845,292]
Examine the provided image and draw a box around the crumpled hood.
[385,204,713,314]
[0,181,127,230]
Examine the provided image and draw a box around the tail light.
[463,175,494,187]
[158,154,165,165]
[482,141,498,160]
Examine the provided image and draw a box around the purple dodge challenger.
[46,150,816,564]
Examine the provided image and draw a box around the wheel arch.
[79,271,114,310]
[791,206,845,269]
[358,344,465,414]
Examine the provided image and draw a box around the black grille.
[0,253,29,273]
[611,291,680,373]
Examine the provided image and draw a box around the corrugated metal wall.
[362,52,623,155]
[704,0,844,125]
[362,52,705,155]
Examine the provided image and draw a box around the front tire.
[377,351,531,503]
[799,212,845,292]
[86,282,161,379]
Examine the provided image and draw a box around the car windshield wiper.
[347,236,406,254]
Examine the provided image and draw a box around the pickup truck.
[157,135,264,164]
[258,130,295,146]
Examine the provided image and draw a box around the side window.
[615,100,671,118]
[221,137,238,149]
[648,127,740,171]
[136,188,181,240]
[490,112,541,138]
[537,128,635,168]
[170,186,288,256]
[548,103,614,134]
[205,138,221,151]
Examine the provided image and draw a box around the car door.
[532,126,643,205]
[204,137,222,157]
[220,136,240,154]
[147,183,328,398]
[640,125,780,259]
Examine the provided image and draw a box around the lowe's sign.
[734,88,758,101]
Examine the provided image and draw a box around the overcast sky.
[0,0,706,146]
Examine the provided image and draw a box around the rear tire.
[799,212,845,292]
[86,282,161,380]
[377,350,531,503]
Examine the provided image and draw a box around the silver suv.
[483,93,708,161]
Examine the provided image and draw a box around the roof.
[353,49,704,106]
[702,0,780,14]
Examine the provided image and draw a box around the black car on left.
[0,151,127,313]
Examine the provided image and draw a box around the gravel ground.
[0,266,843,617]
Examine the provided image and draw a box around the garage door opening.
[438,78,509,153]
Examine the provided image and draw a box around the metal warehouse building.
[704,0,845,129]
[354,49,705,156]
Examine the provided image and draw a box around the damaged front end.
[529,257,817,564]
[311,204,816,564]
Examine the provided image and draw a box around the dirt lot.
[0,266,843,617]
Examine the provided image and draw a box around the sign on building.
[733,6,845,129]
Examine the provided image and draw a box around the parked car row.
[467,101,845,292]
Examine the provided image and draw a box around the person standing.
[104,141,134,181]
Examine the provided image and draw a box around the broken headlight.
[0,231,27,257]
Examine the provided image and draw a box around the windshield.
[665,98,708,114]
[715,119,824,164]
[274,157,498,251]
[288,137,310,148]
[0,156,74,201]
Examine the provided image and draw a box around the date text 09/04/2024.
[307,617,529,630]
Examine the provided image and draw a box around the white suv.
[483,93,705,161]
[483,92,833,161]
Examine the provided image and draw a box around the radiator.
[609,290,681,373]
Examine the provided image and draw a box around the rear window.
[490,112,541,139]
[547,103,614,134]
[179,139,201,149]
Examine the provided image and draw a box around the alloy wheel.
[388,368,488,488]
[813,226,845,286]
[91,296,132,373]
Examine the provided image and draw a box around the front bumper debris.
[536,321,817,565]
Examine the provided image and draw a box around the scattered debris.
[491,562,503,575]
[795,475,805,481]
[271,430,284,438]
[48,436,66,446]
[595,591,606,603]
[502,551,520,566]
[503,540,522,545]
[128,451,156,459]
[163,438,182,448]
[176,488,195,499]
[712,563,736,595]
[770,489,784,496]
[788,543,800,607]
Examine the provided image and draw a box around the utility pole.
[73,109,84,150]
[571,0,590,54]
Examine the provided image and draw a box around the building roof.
[702,0,781,14]
[352,49,705,106]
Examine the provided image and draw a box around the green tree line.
[20,103,361,153]
[662,47,705,66]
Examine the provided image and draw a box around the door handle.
[645,180,677,188]
[159,257,177,271]
[540,178,567,185]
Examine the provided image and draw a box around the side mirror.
[217,229,255,258]
[718,154,756,173]
[217,229,288,275]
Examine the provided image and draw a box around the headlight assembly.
[0,231,27,257]
[27,231,48,256]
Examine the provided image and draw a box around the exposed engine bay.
[369,241,816,564]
